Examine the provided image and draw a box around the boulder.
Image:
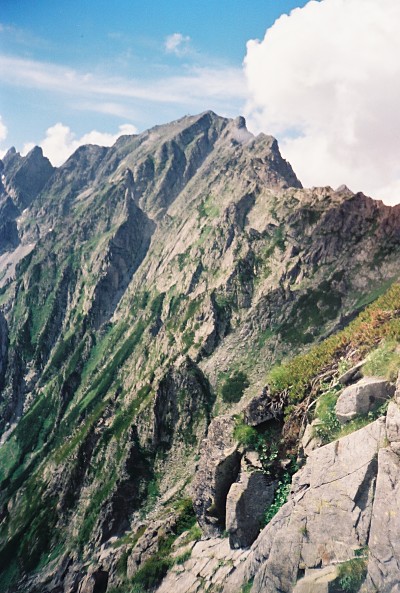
[192,416,241,537]
[335,377,394,424]
[226,462,276,548]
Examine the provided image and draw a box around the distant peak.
[26,145,44,159]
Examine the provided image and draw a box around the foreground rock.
[222,418,386,593]
[335,377,394,424]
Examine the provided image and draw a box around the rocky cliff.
[0,111,399,593]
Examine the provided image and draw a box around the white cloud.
[23,122,137,167]
[0,54,245,107]
[0,116,7,143]
[244,0,400,205]
[164,33,191,56]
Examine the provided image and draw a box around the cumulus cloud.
[23,122,137,167]
[164,33,191,56]
[244,0,400,205]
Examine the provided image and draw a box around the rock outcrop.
[193,415,240,536]
[335,377,394,424]
[226,465,276,549]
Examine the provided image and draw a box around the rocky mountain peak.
[0,111,400,593]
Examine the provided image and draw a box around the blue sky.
[0,0,309,155]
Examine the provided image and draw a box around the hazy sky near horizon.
[2,0,400,204]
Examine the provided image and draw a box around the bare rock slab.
[293,566,339,593]
[386,400,400,443]
[335,377,394,424]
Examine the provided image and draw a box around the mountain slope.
[0,111,399,592]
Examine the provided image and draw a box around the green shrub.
[240,578,254,593]
[130,555,172,590]
[263,472,291,525]
[174,498,197,535]
[233,420,260,448]
[337,558,367,592]
[313,389,341,444]
[221,371,249,403]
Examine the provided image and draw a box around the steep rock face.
[366,395,400,593]
[226,466,276,549]
[89,189,156,328]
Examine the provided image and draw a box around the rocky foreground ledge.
[155,376,400,593]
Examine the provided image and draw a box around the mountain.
[0,111,399,593]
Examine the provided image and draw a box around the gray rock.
[226,467,276,549]
[335,377,394,424]
[366,447,400,593]
[293,566,339,593]
[192,415,241,537]
[395,371,400,404]
[156,537,249,593]
[77,570,108,593]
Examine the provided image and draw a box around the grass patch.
[267,283,400,404]
[313,389,341,444]
[363,339,400,381]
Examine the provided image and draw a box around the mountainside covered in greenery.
[0,111,400,593]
